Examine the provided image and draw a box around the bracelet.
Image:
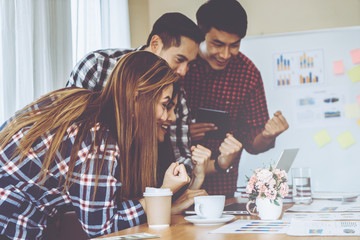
[214,158,232,173]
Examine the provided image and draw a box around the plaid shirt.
[0,117,146,239]
[182,52,273,196]
[66,47,192,170]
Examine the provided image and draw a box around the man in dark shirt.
[183,0,289,197]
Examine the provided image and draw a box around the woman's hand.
[161,162,190,194]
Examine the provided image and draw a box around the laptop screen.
[275,148,299,173]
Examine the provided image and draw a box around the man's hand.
[191,144,211,178]
[262,111,289,139]
[188,145,211,189]
[171,189,208,214]
[161,162,190,194]
[190,122,217,142]
[252,111,289,153]
[217,134,243,170]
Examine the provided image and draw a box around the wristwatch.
[214,157,233,173]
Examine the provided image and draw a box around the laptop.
[274,148,299,173]
[185,148,299,215]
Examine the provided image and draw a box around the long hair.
[0,51,179,200]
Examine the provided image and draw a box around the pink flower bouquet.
[246,166,289,206]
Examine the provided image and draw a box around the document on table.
[210,220,290,234]
[286,200,360,212]
[287,220,360,236]
[282,212,360,221]
[91,233,160,240]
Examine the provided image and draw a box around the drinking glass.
[291,167,312,204]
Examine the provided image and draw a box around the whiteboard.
[237,26,360,193]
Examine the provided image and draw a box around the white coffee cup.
[143,187,173,228]
[194,195,225,219]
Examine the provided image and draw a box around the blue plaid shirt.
[66,47,193,171]
[0,117,146,239]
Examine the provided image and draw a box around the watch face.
[226,165,234,173]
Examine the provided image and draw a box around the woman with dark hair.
[0,51,190,239]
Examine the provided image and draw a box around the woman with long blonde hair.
[0,51,190,239]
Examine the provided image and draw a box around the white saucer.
[184,214,235,226]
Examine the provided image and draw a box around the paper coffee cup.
[143,187,173,228]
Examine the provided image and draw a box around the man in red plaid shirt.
[182,0,289,197]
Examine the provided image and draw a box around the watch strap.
[214,158,229,173]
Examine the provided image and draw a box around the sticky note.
[350,48,360,64]
[333,60,344,75]
[347,65,360,83]
[313,129,331,148]
[357,119,360,126]
[345,103,360,119]
[357,95,360,104]
[336,131,356,149]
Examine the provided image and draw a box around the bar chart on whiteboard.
[273,49,324,88]
[238,26,360,193]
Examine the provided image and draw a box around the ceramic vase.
[246,197,283,220]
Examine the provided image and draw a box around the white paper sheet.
[287,220,360,236]
[286,200,360,212]
[282,212,360,221]
[210,220,290,234]
[91,233,160,240]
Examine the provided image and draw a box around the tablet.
[196,107,230,140]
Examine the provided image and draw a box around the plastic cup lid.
[143,187,173,197]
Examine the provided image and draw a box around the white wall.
[238,27,360,193]
[129,0,360,47]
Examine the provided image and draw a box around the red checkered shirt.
[182,52,273,196]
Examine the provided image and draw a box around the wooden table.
[95,197,359,240]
